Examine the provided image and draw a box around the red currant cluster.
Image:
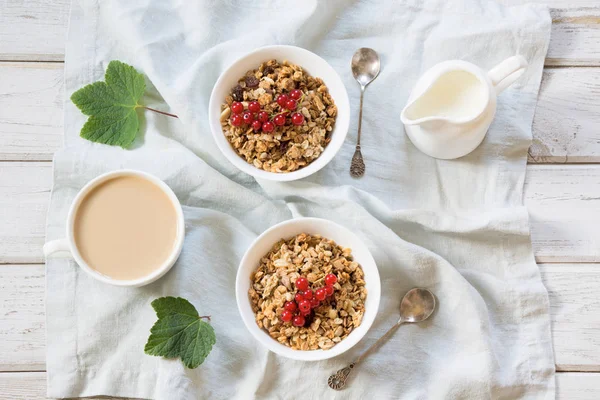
[229,89,305,133]
[281,273,338,327]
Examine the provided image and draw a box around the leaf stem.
[199,315,211,321]
[142,106,179,119]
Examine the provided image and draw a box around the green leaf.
[144,297,216,369]
[70,60,146,148]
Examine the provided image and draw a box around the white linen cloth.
[45,0,554,398]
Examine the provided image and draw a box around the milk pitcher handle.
[488,55,528,94]
[43,239,72,258]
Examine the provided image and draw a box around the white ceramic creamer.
[401,56,528,159]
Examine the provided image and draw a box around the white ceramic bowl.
[209,45,350,181]
[236,218,381,361]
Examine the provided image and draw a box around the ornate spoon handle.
[328,362,356,390]
[328,318,404,390]
[350,87,366,177]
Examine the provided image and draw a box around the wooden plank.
[0,372,47,400]
[525,165,600,263]
[0,0,70,62]
[529,67,600,163]
[0,163,51,264]
[1,63,600,162]
[0,1,599,66]
[0,63,64,161]
[0,266,45,372]
[0,368,598,398]
[0,371,121,399]
[556,373,600,399]
[543,264,600,372]
[547,8,600,66]
[1,163,599,263]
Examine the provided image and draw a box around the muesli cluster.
[248,233,367,351]
[220,59,337,173]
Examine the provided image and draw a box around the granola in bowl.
[248,233,367,351]
[220,59,338,173]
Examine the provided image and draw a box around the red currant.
[248,101,260,113]
[295,292,304,303]
[285,99,297,110]
[262,121,275,133]
[325,285,334,297]
[291,112,304,126]
[257,111,269,123]
[298,300,311,313]
[292,315,305,327]
[281,310,293,322]
[300,308,311,316]
[284,301,297,312]
[290,89,302,100]
[242,111,254,124]
[325,274,337,286]
[252,120,262,131]
[231,101,243,114]
[310,298,320,308]
[230,114,243,127]
[273,114,286,126]
[302,290,313,300]
[276,94,289,107]
[295,276,309,291]
[315,287,327,301]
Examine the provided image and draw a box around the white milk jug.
[400,55,528,159]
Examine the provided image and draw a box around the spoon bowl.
[351,48,381,87]
[400,288,436,323]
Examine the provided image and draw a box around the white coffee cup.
[43,170,185,287]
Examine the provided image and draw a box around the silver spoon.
[349,48,381,178]
[328,288,436,390]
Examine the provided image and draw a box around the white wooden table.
[1,1,600,398]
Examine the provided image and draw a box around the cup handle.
[43,239,72,258]
[488,55,528,94]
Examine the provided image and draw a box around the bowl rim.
[208,45,350,182]
[235,217,381,361]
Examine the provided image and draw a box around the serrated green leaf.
[145,297,216,369]
[71,60,146,148]
[151,297,199,319]
[105,60,146,104]
[181,319,216,369]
